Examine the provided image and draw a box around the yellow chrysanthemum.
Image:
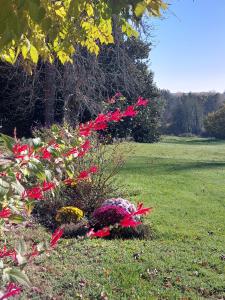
[55,206,84,224]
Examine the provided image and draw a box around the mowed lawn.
[25,137,225,299]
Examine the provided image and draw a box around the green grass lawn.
[24,136,225,299]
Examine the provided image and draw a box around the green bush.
[204,105,225,139]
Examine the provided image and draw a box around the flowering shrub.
[0,95,150,297]
[90,202,152,236]
[55,206,84,224]
[101,198,137,214]
[92,205,130,227]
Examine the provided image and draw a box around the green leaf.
[0,178,10,196]
[24,200,35,216]
[30,45,39,63]
[0,133,15,151]
[134,2,146,17]
[9,214,25,224]
[11,180,25,195]
[3,267,30,287]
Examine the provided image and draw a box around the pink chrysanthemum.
[92,205,130,227]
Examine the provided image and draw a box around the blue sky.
[150,0,225,92]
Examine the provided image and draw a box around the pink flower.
[50,228,64,248]
[42,181,55,192]
[123,105,138,117]
[92,205,130,227]
[136,96,149,107]
[0,208,11,219]
[0,283,21,300]
[115,92,122,98]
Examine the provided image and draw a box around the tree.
[204,105,225,139]
[0,0,167,65]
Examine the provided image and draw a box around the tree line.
[160,90,225,136]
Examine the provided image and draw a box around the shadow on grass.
[122,157,225,176]
[162,137,225,146]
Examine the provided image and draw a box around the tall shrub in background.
[204,104,225,139]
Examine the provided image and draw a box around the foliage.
[161,90,225,136]
[97,37,161,143]
[0,98,149,296]
[33,125,131,230]
[204,104,225,139]
[0,0,167,66]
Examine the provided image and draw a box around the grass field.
[24,136,225,299]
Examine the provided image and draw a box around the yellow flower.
[55,206,84,223]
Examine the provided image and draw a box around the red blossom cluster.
[0,207,11,219]
[22,180,56,200]
[0,283,22,300]
[79,96,149,137]
[88,202,152,238]
[0,246,17,261]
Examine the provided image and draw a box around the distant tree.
[204,105,225,139]
[161,91,225,136]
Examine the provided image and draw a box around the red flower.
[88,227,110,238]
[50,228,64,248]
[42,181,55,192]
[108,109,123,122]
[120,215,142,228]
[0,246,17,261]
[120,203,152,228]
[0,208,11,219]
[13,143,35,160]
[136,96,149,107]
[89,166,98,174]
[64,147,79,157]
[78,140,91,157]
[0,172,7,177]
[79,121,94,137]
[95,114,108,124]
[133,203,153,216]
[80,140,91,151]
[123,105,138,117]
[93,122,108,131]
[77,170,89,180]
[13,144,29,156]
[41,148,52,160]
[0,283,22,300]
[22,187,43,200]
